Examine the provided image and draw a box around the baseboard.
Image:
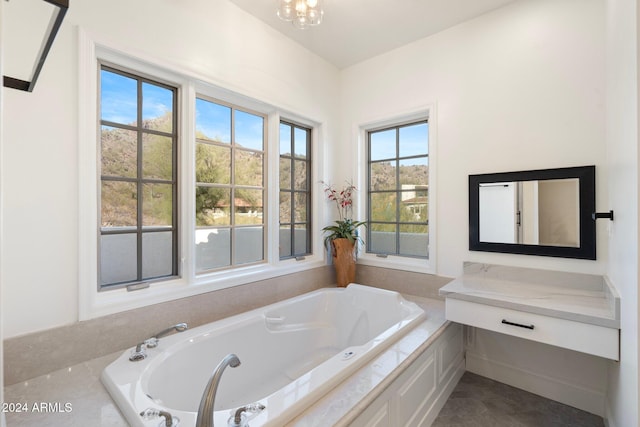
[466,351,605,416]
[421,356,465,426]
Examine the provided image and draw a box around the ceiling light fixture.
[276,0,323,30]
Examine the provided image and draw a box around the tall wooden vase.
[331,238,356,287]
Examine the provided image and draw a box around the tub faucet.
[228,403,266,427]
[196,353,241,427]
[129,323,188,362]
[140,407,178,426]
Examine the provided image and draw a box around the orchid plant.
[321,181,366,250]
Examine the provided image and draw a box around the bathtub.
[102,284,425,427]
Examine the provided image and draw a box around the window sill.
[357,253,435,275]
[79,257,326,320]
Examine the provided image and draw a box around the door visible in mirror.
[479,179,580,248]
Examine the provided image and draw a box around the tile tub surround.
[3,296,451,427]
[439,262,620,328]
[355,264,453,299]
[4,266,333,386]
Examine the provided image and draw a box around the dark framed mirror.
[469,165,596,260]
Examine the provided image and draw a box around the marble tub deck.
[4,296,449,427]
[3,352,126,427]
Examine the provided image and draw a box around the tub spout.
[129,323,188,362]
[196,353,241,427]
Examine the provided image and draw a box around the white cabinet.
[439,263,621,361]
[446,298,619,360]
[350,323,464,427]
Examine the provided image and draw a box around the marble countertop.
[439,262,620,329]
[3,296,448,427]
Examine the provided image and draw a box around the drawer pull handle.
[501,319,534,330]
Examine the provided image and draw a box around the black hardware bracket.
[3,0,69,93]
[592,210,614,221]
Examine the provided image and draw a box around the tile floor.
[433,372,605,427]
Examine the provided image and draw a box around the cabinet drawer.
[446,299,619,360]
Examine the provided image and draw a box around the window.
[98,66,178,289]
[279,121,312,259]
[82,36,326,317]
[367,120,429,258]
[194,97,266,272]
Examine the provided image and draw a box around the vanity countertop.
[439,262,620,329]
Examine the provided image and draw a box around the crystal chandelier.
[276,0,324,29]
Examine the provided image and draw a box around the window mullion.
[289,126,296,254]
[395,129,401,255]
[136,79,144,282]
[366,132,372,249]
[230,109,236,267]
[306,131,312,253]
[171,84,179,277]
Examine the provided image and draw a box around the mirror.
[469,165,596,260]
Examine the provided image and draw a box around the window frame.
[366,119,429,259]
[194,94,268,273]
[278,120,312,260]
[354,107,437,275]
[78,31,326,320]
[98,65,180,291]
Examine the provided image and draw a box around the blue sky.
[101,68,422,159]
[370,122,429,165]
[100,69,173,126]
[279,123,308,157]
[196,98,263,150]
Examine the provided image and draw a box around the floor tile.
[433,373,604,427]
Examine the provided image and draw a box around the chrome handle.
[146,323,188,348]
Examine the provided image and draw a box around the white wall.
[0,0,5,422]
[605,0,639,425]
[339,0,607,279]
[1,0,340,338]
[339,0,615,418]
[466,329,610,415]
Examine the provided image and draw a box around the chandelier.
[276,0,324,29]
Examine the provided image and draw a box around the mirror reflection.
[479,178,580,247]
[468,165,596,260]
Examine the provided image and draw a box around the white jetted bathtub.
[102,284,425,427]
